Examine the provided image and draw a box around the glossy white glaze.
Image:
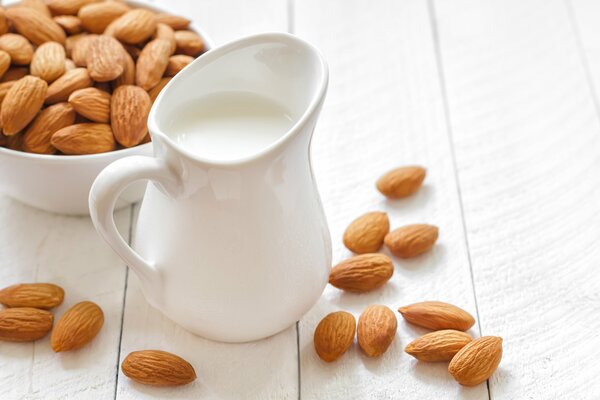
[0,0,212,215]
[90,33,331,342]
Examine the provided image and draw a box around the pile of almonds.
[314,165,504,387]
[0,281,196,387]
[0,0,204,155]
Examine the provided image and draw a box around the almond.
[148,76,170,103]
[47,0,100,16]
[111,85,151,147]
[86,35,125,82]
[71,33,96,66]
[165,54,193,77]
[21,0,52,17]
[51,123,115,154]
[5,7,66,46]
[45,67,92,104]
[68,87,110,123]
[155,13,190,30]
[448,336,503,386]
[4,133,22,151]
[123,44,141,60]
[357,305,397,357]
[78,1,130,34]
[376,166,426,198]
[65,58,76,71]
[314,311,356,362]
[31,41,66,83]
[106,9,156,45]
[2,67,29,82]
[398,301,475,331]
[0,283,65,309]
[174,30,204,56]
[65,32,87,58]
[113,50,135,87]
[122,350,197,386]
[0,9,8,36]
[343,211,389,254]
[136,38,172,90]
[2,75,47,136]
[0,33,34,65]
[0,307,53,342]
[51,300,104,352]
[54,15,82,34]
[0,50,10,79]
[329,253,393,293]
[405,330,472,362]
[23,102,76,154]
[154,23,176,53]
[384,224,438,258]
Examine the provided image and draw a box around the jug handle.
[89,156,178,290]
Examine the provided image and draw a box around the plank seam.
[564,0,600,127]
[113,204,134,400]
[426,0,491,398]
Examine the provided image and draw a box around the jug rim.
[148,32,329,167]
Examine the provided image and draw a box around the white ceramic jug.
[89,33,331,342]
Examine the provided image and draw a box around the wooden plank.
[0,197,131,399]
[115,1,296,399]
[433,0,600,398]
[294,0,486,398]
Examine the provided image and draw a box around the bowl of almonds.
[0,0,211,215]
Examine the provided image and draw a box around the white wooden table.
[2,0,600,398]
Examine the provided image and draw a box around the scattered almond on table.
[0,0,205,155]
[314,165,503,387]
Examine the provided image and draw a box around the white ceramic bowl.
[0,0,212,215]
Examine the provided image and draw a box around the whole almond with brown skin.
[343,211,389,254]
[2,75,47,136]
[0,50,10,79]
[107,9,157,45]
[384,224,438,258]
[405,330,472,362]
[314,311,356,362]
[47,0,99,16]
[113,50,135,88]
[448,336,503,386]
[65,58,76,71]
[31,42,66,83]
[23,102,76,154]
[0,33,34,65]
[155,23,176,54]
[136,38,172,90]
[174,30,204,56]
[5,7,66,46]
[54,15,82,35]
[51,123,115,154]
[398,301,475,331]
[0,283,65,309]
[0,307,53,342]
[68,87,110,122]
[0,9,8,35]
[148,77,170,103]
[357,305,397,357]
[78,1,129,34]
[155,13,190,30]
[86,35,125,82]
[376,166,426,198]
[122,350,197,386]
[51,301,104,352]
[45,67,92,104]
[66,33,87,59]
[21,0,52,17]
[111,85,151,147]
[165,54,193,77]
[71,34,96,66]
[329,253,393,293]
